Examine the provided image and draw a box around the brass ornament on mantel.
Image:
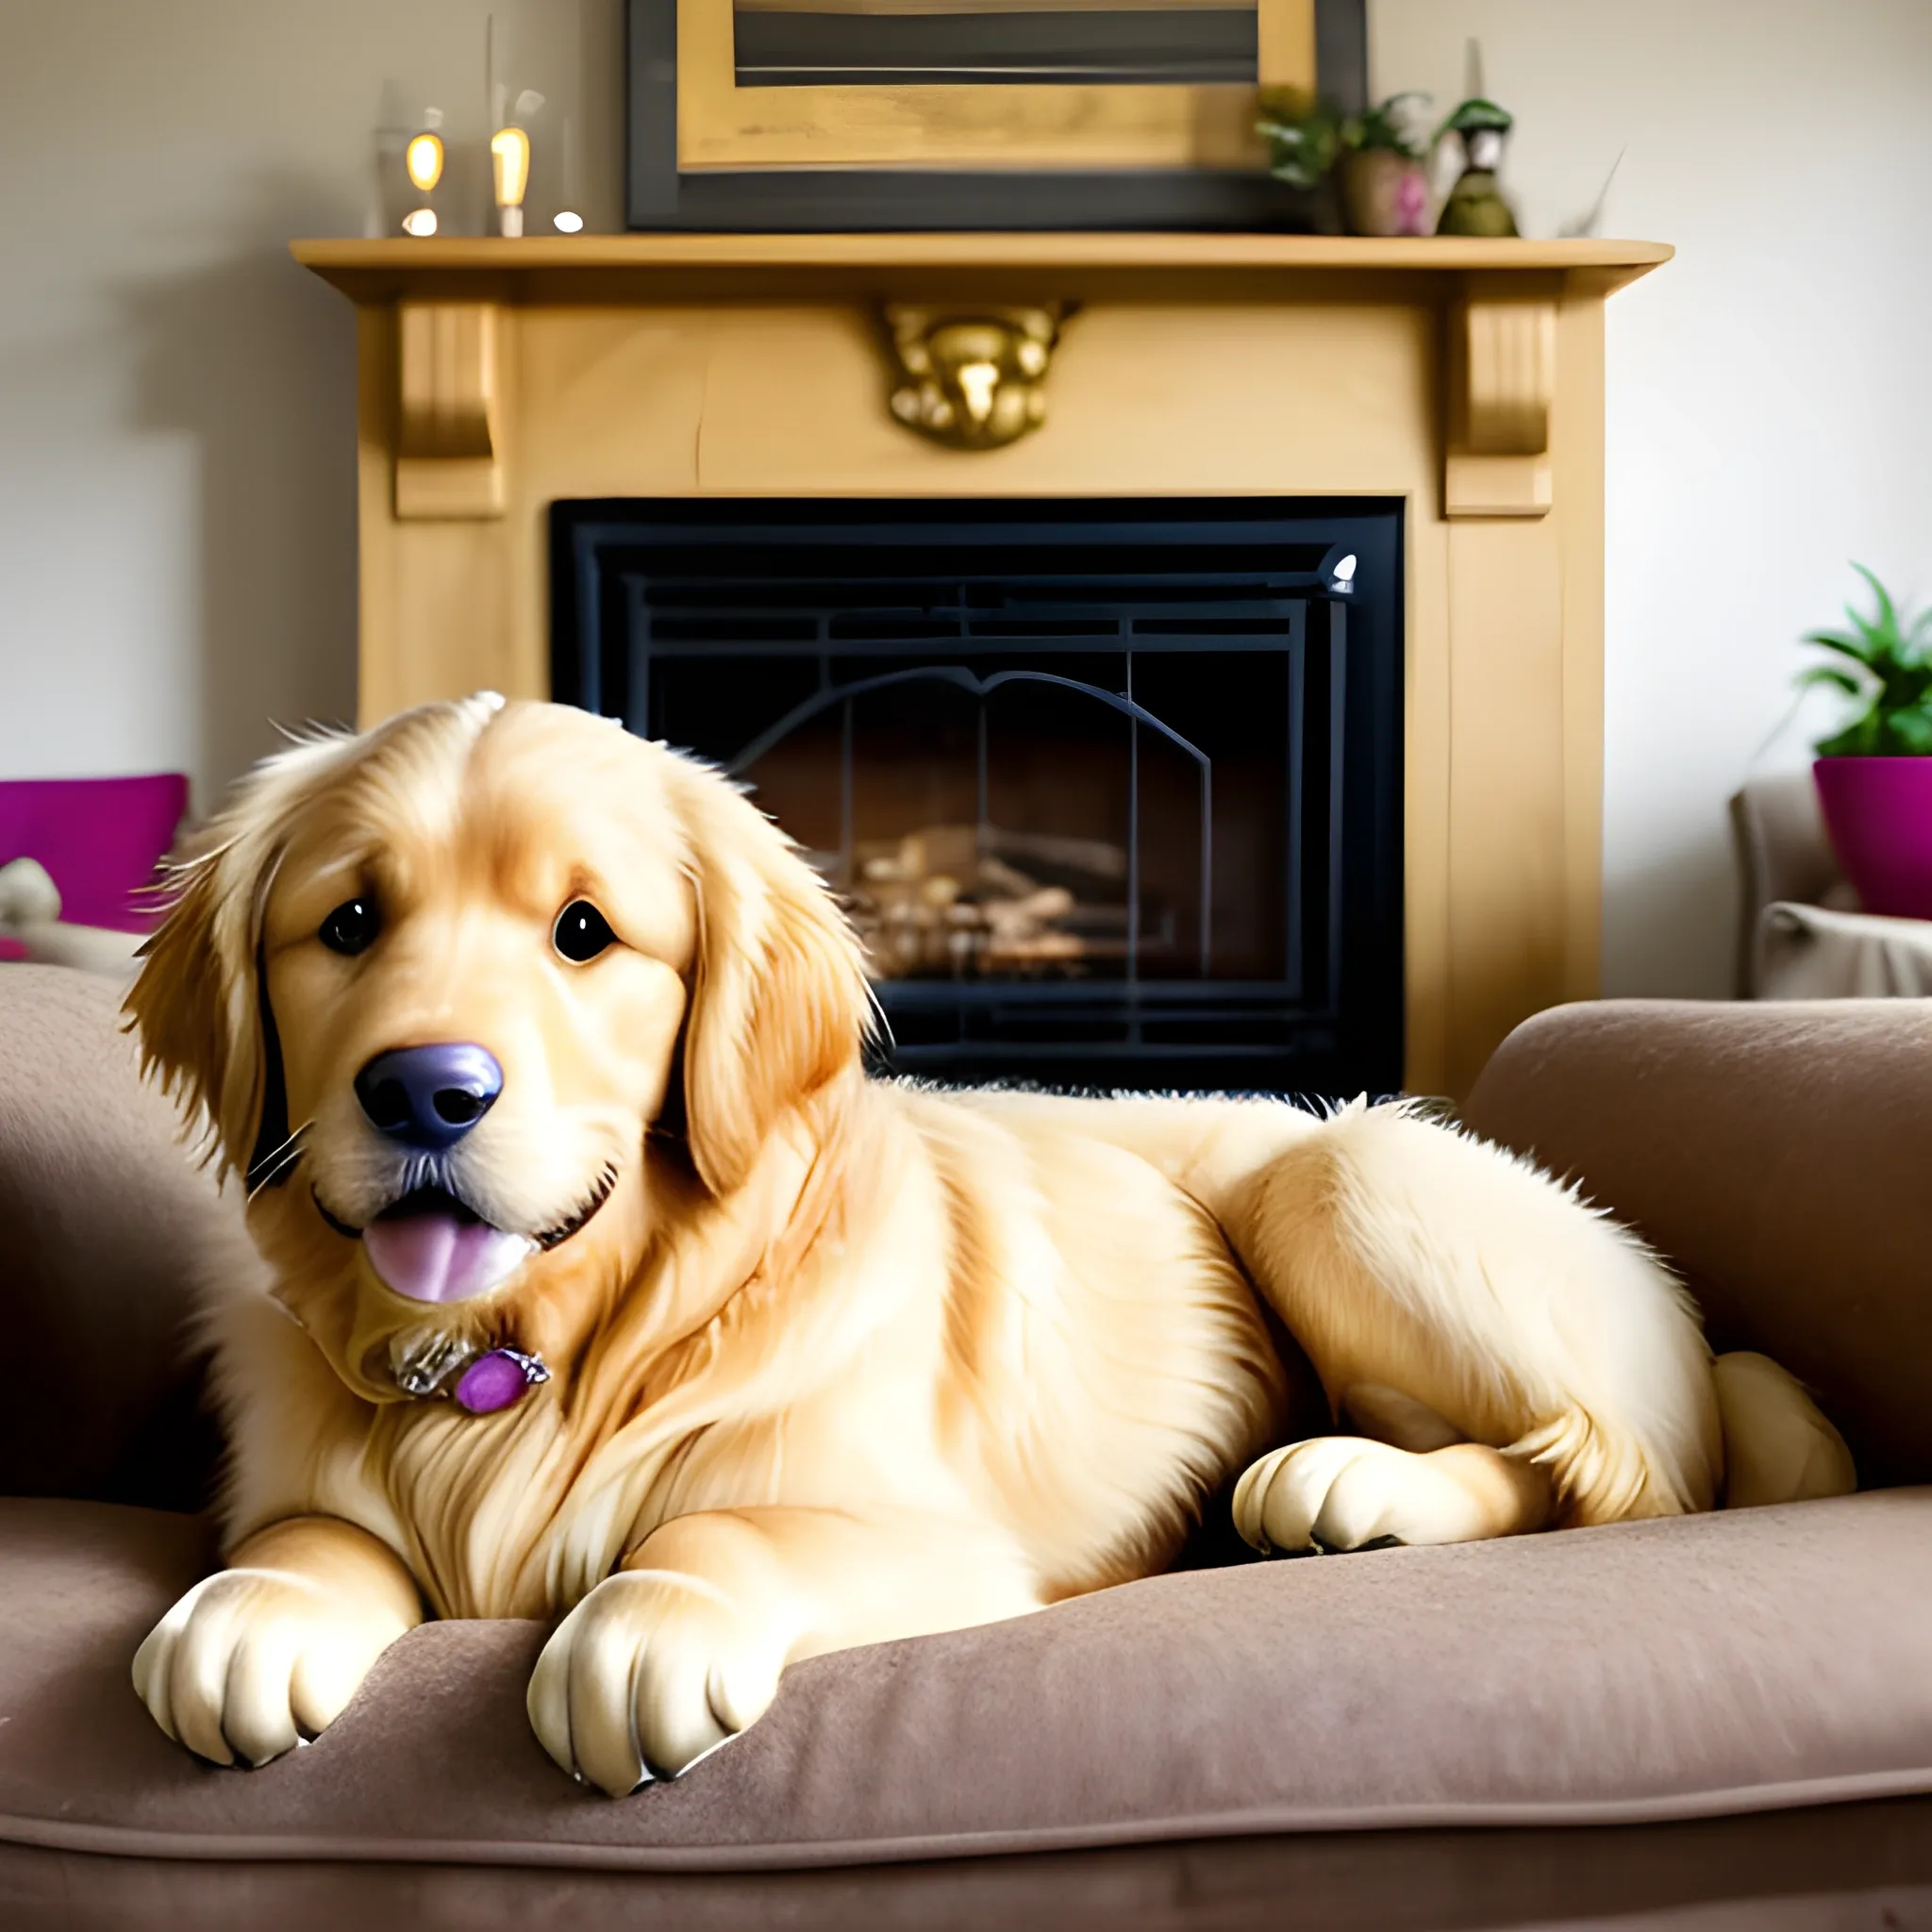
[883,305,1066,451]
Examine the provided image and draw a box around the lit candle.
[404,131,443,193]
[401,116,443,237]
[491,125,530,237]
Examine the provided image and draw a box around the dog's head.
[125,696,870,1401]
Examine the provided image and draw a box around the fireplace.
[553,498,1402,1094]
[296,231,1669,1097]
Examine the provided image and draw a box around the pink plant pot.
[1339,150,1431,237]
[1812,757,1932,920]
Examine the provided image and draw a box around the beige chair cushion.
[3,1491,1930,1872]
[1754,901,1932,999]
[1462,996,1932,1491]
[0,968,254,1507]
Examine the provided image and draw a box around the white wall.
[0,0,622,811]
[1375,0,1932,995]
[1,1,1927,996]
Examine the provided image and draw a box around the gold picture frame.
[675,0,1317,175]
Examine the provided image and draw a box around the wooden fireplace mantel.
[294,232,1669,289]
[295,232,1669,1096]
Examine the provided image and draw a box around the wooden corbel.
[394,301,505,519]
[1445,275,1557,518]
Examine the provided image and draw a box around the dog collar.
[390,1333,551,1413]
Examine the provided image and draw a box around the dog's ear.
[675,766,872,1197]
[125,830,258,1173]
[125,729,367,1179]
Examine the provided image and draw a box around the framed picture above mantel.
[626,0,1368,231]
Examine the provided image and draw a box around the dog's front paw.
[1234,1435,1483,1555]
[527,1570,788,1795]
[133,1568,401,1768]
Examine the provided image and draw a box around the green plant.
[1347,92,1430,160]
[1799,562,1932,756]
[1256,88,1341,190]
[1256,90,1431,188]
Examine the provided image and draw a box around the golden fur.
[125,696,1856,1793]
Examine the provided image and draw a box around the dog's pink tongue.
[364,1214,531,1304]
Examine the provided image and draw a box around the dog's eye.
[319,897,380,957]
[554,899,617,963]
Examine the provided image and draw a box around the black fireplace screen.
[552,500,1402,1098]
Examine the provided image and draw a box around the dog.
[125,694,1856,1796]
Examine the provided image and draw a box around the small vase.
[1340,150,1430,237]
[1812,757,1932,919]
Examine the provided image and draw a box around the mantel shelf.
[293,233,1672,302]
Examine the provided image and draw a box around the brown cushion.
[6,1805,1932,1931]
[0,967,247,1507]
[4,1493,1930,1871]
[1462,998,1932,1490]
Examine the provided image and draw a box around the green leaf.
[1344,91,1431,158]
[1794,665,1866,696]
[1802,564,1932,756]
[1891,708,1932,755]
[1257,87,1342,186]
[1850,561,1900,641]
[1802,628,1878,665]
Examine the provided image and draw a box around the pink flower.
[1395,168,1429,237]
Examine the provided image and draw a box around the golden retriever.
[124,694,1855,1795]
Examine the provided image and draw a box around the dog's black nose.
[354,1043,504,1150]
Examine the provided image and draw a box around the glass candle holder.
[373,93,451,238]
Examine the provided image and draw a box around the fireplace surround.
[295,231,1669,1097]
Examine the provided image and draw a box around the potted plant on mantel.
[1339,92,1432,239]
[1256,91,1432,237]
[1799,563,1932,918]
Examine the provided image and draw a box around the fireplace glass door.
[553,499,1401,1096]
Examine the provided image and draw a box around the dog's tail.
[1712,1351,1857,1507]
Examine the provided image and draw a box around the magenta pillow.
[0,774,189,961]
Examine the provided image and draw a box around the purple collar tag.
[453,1348,552,1415]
